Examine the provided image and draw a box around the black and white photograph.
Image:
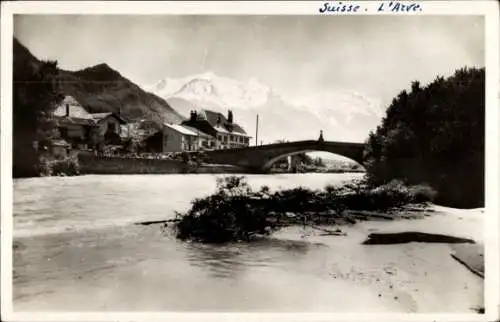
[1,1,499,321]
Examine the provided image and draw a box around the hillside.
[14,38,184,125]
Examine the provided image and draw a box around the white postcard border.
[1,1,498,322]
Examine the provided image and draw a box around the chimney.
[228,110,233,123]
[65,104,70,117]
[190,110,195,122]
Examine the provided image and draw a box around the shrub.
[181,151,190,163]
[408,184,437,203]
[174,176,278,243]
[216,176,252,197]
[173,176,436,243]
[367,179,411,210]
[40,157,80,176]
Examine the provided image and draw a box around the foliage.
[180,151,190,163]
[104,130,122,146]
[192,151,208,165]
[13,38,64,177]
[363,67,484,208]
[142,131,163,153]
[173,176,436,244]
[296,153,314,165]
[174,176,275,243]
[408,184,438,204]
[40,156,80,176]
[313,157,325,167]
[121,137,140,154]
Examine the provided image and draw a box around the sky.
[14,15,484,107]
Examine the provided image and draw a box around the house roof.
[53,95,126,126]
[54,96,93,119]
[56,116,98,127]
[200,109,248,135]
[163,123,198,136]
[90,112,127,124]
[182,125,214,139]
[90,112,112,120]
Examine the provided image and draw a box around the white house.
[181,109,251,149]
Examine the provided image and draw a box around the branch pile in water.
[169,176,436,244]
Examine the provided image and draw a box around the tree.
[13,39,63,177]
[313,157,325,167]
[364,67,485,208]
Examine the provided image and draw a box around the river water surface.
[13,173,483,312]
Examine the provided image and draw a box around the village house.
[161,123,216,153]
[181,109,251,149]
[52,95,126,151]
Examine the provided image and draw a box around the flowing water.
[12,173,483,312]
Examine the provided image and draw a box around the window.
[217,135,222,141]
[223,136,228,143]
[108,122,116,133]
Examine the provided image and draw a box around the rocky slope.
[14,38,184,125]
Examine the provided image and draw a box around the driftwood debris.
[310,225,347,236]
[348,210,395,221]
[135,219,179,226]
[362,232,476,245]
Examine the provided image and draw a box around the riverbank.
[40,153,366,176]
[12,174,483,312]
[78,153,248,174]
[12,204,483,312]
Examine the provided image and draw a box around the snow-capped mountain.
[144,72,384,144]
[145,71,270,110]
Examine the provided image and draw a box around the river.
[12,173,483,312]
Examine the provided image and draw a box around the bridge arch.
[262,149,365,172]
[205,140,366,173]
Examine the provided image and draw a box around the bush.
[174,176,278,243]
[408,184,437,203]
[40,157,80,176]
[172,176,435,243]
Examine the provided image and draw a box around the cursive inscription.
[377,1,422,12]
[318,2,361,13]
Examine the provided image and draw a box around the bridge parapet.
[205,140,366,172]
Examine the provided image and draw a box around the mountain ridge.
[14,38,185,125]
[145,72,384,144]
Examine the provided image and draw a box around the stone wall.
[78,153,246,175]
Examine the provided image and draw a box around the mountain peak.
[80,62,113,73]
[73,63,122,81]
[92,62,112,70]
[145,72,383,143]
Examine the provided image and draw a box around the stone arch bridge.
[205,140,366,172]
